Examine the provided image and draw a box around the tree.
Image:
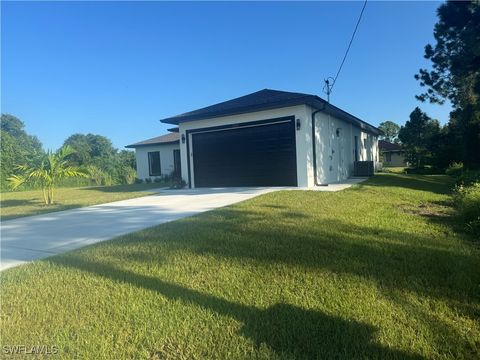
[415,0,480,167]
[63,133,117,167]
[62,133,137,184]
[378,121,400,143]
[398,107,440,168]
[61,133,92,165]
[429,124,462,170]
[1,114,44,189]
[63,133,121,183]
[118,150,136,169]
[8,146,86,205]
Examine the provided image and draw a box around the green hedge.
[453,182,480,237]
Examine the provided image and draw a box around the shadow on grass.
[0,203,84,222]
[363,174,454,195]
[49,255,423,359]
[77,184,164,193]
[34,172,478,357]
[0,199,39,207]
[181,211,480,307]
[381,287,480,359]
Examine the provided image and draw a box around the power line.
[325,0,368,99]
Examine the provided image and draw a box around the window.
[363,138,367,148]
[385,153,392,162]
[148,151,161,176]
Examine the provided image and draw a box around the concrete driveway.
[0,187,275,271]
[0,179,366,271]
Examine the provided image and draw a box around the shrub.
[160,173,174,183]
[445,162,464,177]
[85,165,109,186]
[455,169,480,187]
[102,173,114,186]
[382,167,407,174]
[453,182,480,237]
[145,178,152,184]
[120,166,137,185]
[153,177,163,183]
[405,167,442,175]
[169,177,187,189]
[134,178,143,184]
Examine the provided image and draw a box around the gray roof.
[125,132,179,148]
[160,89,380,135]
[379,140,403,152]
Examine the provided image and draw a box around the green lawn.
[382,166,407,173]
[0,183,163,221]
[1,174,479,359]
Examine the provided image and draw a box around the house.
[126,89,380,188]
[126,132,181,180]
[379,140,407,167]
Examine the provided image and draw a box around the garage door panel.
[192,120,297,187]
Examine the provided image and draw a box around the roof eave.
[160,94,380,136]
[159,97,313,125]
[308,99,381,136]
[125,140,180,149]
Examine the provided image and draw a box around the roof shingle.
[379,140,403,151]
[159,89,380,135]
[125,132,179,148]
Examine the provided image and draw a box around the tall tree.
[415,0,480,167]
[378,121,400,143]
[63,133,117,167]
[399,107,440,168]
[1,114,44,188]
[62,133,136,184]
[118,150,136,169]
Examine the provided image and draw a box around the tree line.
[378,1,479,172]
[0,114,137,191]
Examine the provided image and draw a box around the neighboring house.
[379,140,407,167]
[126,89,380,188]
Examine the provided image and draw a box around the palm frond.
[59,167,88,178]
[14,164,30,171]
[56,145,76,160]
[7,174,27,190]
[8,145,84,195]
[27,168,50,181]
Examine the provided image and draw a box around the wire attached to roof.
[325,0,368,98]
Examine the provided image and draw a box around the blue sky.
[2,1,450,151]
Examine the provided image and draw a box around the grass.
[0,183,163,221]
[1,174,479,359]
[382,166,407,174]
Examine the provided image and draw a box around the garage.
[190,117,297,187]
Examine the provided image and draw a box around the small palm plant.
[8,146,86,205]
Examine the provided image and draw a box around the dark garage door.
[191,118,297,187]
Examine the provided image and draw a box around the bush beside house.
[447,162,480,237]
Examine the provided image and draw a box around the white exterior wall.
[305,105,378,186]
[383,151,406,167]
[176,104,378,188]
[134,143,180,180]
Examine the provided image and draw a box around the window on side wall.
[385,152,392,162]
[148,151,161,176]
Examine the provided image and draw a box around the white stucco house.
[126,89,380,188]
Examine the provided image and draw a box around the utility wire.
[330,0,368,91]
